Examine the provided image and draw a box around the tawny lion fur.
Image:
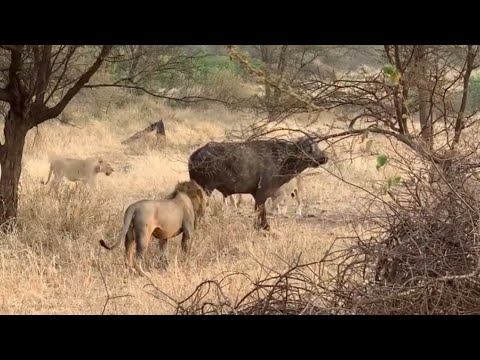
[99,180,207,277]
[267,176,304,216]
[41,155,114,188]
[225,176,304,216]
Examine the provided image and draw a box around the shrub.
[176,149,480,315]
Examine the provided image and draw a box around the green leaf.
[376,154,388,170]
[383,64,401,86]
[382,64,396,76]
[390,71,401,85]
[387,175,402,188]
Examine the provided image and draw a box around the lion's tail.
[99,205,137,250]
[41,164,53,185]
[41,153,60,185]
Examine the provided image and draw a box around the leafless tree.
[86,45,227,103]
[244,45,344,120]
[229,45,480,163]
[0,45,112,224]
[0,45,227,226]
[175,45,480,315]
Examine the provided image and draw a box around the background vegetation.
[1,45,480,314]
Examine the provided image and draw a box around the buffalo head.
[294,135,328,167]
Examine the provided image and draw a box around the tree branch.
[318,126,442,163]
[83,83,233,105]
[45,46,78,105]
[33,45,52,105]
[34,46,112,125]
[453,45,477,145]
[0,88,12,102]
[6,45,26,100]
[0,45,21,52]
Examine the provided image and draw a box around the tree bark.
[0,109,29,224]
[260,46,274,120]
[270,45,288,120]
[453,45,476,146]
[0,45,112,227]
[415,45,432,150]
[260,45,289,121]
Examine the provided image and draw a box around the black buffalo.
[188,136,328,230]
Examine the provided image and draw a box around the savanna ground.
[0,87,403,315]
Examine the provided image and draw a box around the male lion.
[41,156,114,188]
[99,180,207,277]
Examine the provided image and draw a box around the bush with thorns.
[174,146,480,315]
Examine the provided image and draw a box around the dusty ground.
[0,93,399,314]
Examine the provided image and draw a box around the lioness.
[99,180,207,277]
[267,176,303,216]
[41,156,114,188]
[224,194,245,209]
[224,177,304,216]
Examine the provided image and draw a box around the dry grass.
[0,90,398,315]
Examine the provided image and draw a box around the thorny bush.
[173,148,480,315]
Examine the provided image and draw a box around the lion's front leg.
[86,177,97,189]
[51,175,63,193]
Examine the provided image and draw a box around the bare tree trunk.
[260,46,275,120]
[271,45,288,120]
[0,45,112,227]
[127,45,145,96]
[260,45,289,121]
[127,45,141,80]
[453,45,475,146]
[415,45,432,151]
[0,110,28,224]
[264,83,275,120]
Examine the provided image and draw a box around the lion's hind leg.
[124,226,136,277]
[179,221,194,265]
[158,238,169,269]
[133,227,152,277]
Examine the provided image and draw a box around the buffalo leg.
[254,192,270,231]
